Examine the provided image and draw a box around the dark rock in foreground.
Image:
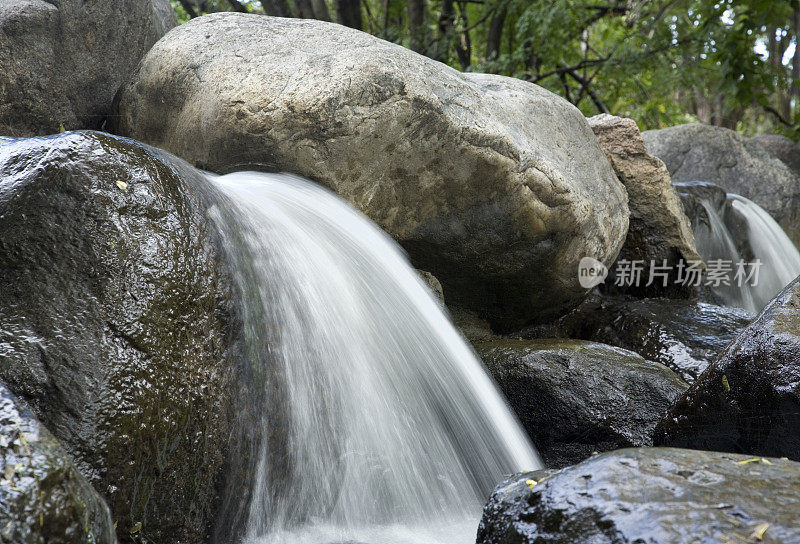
[0,383,116,544]
[0,132,258,543]
[478,447,800,544]
[520,294,751,382]
[0,0,176,136]
[655,277,800,460]
[477,339,686,468]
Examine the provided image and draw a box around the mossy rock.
[477,338,686,467]
[0,132,261,543]
[0,383,115,544]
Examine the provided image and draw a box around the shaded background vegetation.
[171,0,800,139]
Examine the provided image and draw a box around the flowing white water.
[729,195,800,310]
[692,193,800,313]
[207,172,539,544]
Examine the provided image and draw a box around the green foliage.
[170,0,800,138]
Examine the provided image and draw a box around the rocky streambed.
[2,3,800,544]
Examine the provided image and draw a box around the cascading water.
[677,182,800,313]
[207,172,539,544]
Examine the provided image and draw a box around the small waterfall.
[729,195,800,309]
[207,172,539,544]
[677,182,800,313]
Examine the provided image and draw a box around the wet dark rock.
[0,0,176,136]
[0,383,116,544]
[520,294,751,382]
[0,132,258,543]
[114,12,629,330]
[655,276,800,460]
[643,124,800,245]
[478,447,800,544]
[476,339,687,468]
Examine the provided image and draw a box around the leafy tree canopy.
[171,0,800,139]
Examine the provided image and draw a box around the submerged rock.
[114,12,629,329]
[655,276,800,460]
[520,294,751,382]
[0,384,116,544]
[476,339,686,468]
[478,447,800,544]
[643,124,800,245]
[588,114,700,297]
[0,132,257,543]
[0,0,176,136]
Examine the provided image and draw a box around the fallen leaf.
[750,523,769,541]
[722,375,731,391]
[115,180,128,191]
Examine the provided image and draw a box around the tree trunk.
[408,0,427,53]
[433,0,455,61]
[262,0,293,17]
[295,0,316,18]
[792,5,800,120]
[311,0,332,20]
[455,1,471,69]
[336,0,363,29]
[177,0,199,17]
[485,6,506,62]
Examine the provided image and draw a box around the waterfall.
[207,172,539,544]
[729,195,800,310]
[678,182,800,313]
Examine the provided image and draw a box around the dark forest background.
[170,0,799,139]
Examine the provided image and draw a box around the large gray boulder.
[643,124,800,245]
[589,114,701,297]
[0,384,116,544]
[0,0,176,136]
[476,339,687,468]
[478,448,800,544]
[113,13,629,329]
[0,132,259,544]
[655,276,800,460]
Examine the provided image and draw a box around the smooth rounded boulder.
[0,384,116,544]
[655,276,800,459]
[0,0,176,136]
[478,448,800,544]
[642,124,800,245]
[477,339,687,467]
[114,13,629,329]
[0,132,259,543]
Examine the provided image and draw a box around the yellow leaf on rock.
[115,180,128,191]
[750,523,769,540]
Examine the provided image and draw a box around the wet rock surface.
[655,276,800,460]
[0,0,176,136]
[0,383,116,544]
[588,114,700,298]
[643,124,800,245]
[477,447,800,544]
[520,294,751,382]
[0,132,258,543]
[114,12,629,330]
[477,339,686,468]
